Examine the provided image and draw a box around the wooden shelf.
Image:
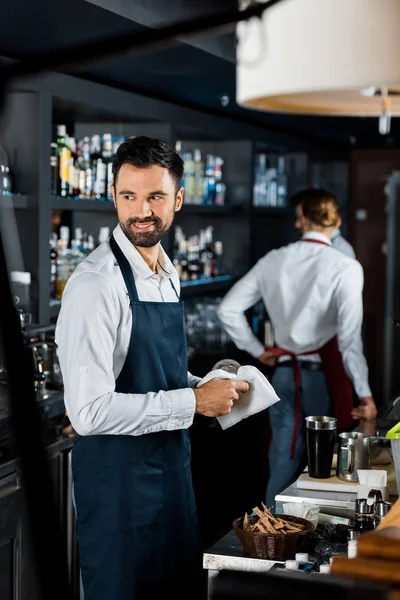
[0,193,32,209]
[178,204,247,216]
[52,196,116,212]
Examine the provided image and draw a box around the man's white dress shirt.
[331,229,356,259]
[217,232,371,399]
[55,224,200,437]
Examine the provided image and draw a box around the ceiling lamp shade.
[236,0,400,133]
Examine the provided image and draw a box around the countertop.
[203,528,281,573]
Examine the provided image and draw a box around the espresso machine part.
[23,324,57,385]
[354,498,375,533]
[337,432,371,482]
[374,500,392,526]
[31,347,49,400]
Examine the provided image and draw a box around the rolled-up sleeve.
[217,264,265,358]
[335,261,372,398]
[55,272,196,437]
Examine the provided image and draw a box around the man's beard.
[120,216,171,248]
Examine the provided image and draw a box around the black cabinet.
[0,440,79,600]
[0,471,40,600]
[0,473,22,600]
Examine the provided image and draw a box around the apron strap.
[110,235,140,303]
[169,278,180,300]
[267,347,308,460]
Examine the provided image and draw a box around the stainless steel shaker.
[337,432,371,482]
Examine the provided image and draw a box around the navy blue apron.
[72,234,201,600]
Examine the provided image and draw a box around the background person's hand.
[351,396,377,421]
[194,378,250,417]
[257,350,278,368]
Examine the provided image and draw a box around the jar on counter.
[354,499,375,533]
[374,501,392,527]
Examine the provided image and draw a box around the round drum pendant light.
[236,0,400,133]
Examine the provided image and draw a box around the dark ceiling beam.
[84,0,236,62]
[8,68,319,151]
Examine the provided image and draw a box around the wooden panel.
[349,149,400,405]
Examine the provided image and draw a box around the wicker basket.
[233,514,314,561]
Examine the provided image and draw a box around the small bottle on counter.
[284,560,299,571]
[319,564,331,574]
[295,553,315,572]
[348,539,359,559]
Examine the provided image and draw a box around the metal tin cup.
[306,417,337,479]
[336,432,370,482]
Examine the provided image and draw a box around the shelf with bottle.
[49,224,110,313]
[253,153,289,208]
[51,125,125,208]
[173,224,227,283]
[175,141,227,207]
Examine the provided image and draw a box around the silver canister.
[374,501,392,526]
[337,432,371,482]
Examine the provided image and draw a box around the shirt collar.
[112,224,175,280]
[301,231,332,246]
[330,228,341,240]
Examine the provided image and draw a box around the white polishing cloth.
[197,365,280,430]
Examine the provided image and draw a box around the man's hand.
[258,351,278,367]
[351,396,377,421]
[194,379,250,417]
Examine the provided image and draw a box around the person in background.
[293,188,356,259]
[217,188,376,508]
[55,136,249,600]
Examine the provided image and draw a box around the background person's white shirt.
[55,224,200,437]
[217,232,371,399]
[331,228,356,259]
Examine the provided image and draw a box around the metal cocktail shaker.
[306,416,337,479]
[336,432,370,482]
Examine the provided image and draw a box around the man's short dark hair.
[291,187,337,208]
[112,136,184,192]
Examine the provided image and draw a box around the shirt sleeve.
[335,261,372,398]
[217,264,265,358]
[55,272,196,437]
[187,372,201,388]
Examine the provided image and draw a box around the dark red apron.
[266,238,354,459]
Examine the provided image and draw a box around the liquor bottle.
[187,237,203,281]
[203,155,216,205]
[68,137,79,198]
[50,142,58,196]
[276,156,288,208]
[102,134,114,199]
[213,241,223,277]
[57,125,71,198]
[254,154,267,206]
[179,240,189,281]
[183,152,196,204]
[267,161,278,207]
[215,157,226,206]
[78,137,93,199]
[49,233,58,299]
[193,149,204,204]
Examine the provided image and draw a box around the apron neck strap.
[110,235,180,302]
[110,235,140,302]
[301,238,331,248]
